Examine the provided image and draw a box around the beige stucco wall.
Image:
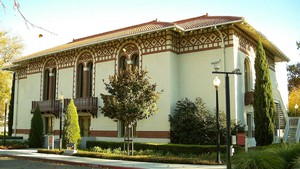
[138,51,175,132]
[14,73,41,139]
[93,60,117,131]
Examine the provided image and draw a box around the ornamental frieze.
[179,28,230,53]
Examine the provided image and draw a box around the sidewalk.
[0,149,226,169]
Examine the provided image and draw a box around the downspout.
[13,73,19,136]
[214,26,226,71]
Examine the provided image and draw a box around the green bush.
[169,97,230,145]
[232,143,300,169]
[232,150,286,169]
[28,105,44,148]
[63,99,81,147]
[86,141,226,155]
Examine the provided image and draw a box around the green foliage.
[100,67,161,126]
[8,73,15,136]
[28,105,44,148]
[169,97,228,145]
[287,63,300,92]
[0,31,23,128]
[63,99,81,147]
[253,38,275,146]
[232,143,300,169]
[86,141,226,155]
[232,149,286,169]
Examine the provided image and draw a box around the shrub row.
[86,141,226,155]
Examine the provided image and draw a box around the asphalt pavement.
[0,149,226,169]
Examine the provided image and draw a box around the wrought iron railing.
[65,97,98,117]
[32,100,61,117]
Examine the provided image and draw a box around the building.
[4,14,290,146]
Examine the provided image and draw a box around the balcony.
[245,91,254,105]
[65,97,98,118]
[32,100,61,118]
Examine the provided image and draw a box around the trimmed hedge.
[86,141,226,155]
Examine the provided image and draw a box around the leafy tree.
[28,105,44,148]
[287,63,300,92]
[253,38,275,146]
[297,41,300,50]
[63,99,81,148]
[100,67,161,155]
[0,31,22,128]
[287,87,300,117]
[8,73,15,136]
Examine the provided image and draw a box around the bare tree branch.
[13,0,57,35]
[0,0,57,35]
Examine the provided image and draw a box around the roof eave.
[183,19,245,32]
[14,25,179,63]
[236,21,290,62]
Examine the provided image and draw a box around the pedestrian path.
[0,149,226,169]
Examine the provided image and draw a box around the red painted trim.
[16,129,30,134]
[90,131,118,137]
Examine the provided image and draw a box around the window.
[119,56,127,72]
[43,68,56,100]
[87,62,93,97]
[79,116,91,137]
[45,117,54,135]
[132,54,139,69]
[244,59,251,92]
[77,63,84,98]
[43,69,49,100]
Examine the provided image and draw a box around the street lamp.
[295,104,298,115]
[213,75,221,164]
[212,63,241,169]
[3,99,8,146]
[59,94,64,150]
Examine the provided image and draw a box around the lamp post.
[3,99,8,146]
[213,76,221,163]
[295,104,298,115]
[59,94,64,151]
[212,65,241,169]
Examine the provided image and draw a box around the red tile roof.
[12,14,288,63]
[174,15,243,30]
[72,20,175,43]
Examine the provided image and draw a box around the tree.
[287,63,300,92]
[297,41,300,50]
[28,105,43,148]
[63,99,81,148]
[0,31,23,128]
[287,87,300,117]
[253,38,275,146]
[100,67,161,155]
[8,73,15,136]
[0,0,56,35]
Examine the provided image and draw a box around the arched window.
[51,68,56,99]
[244,59,251,92]
[43,69,50,100]
[77,63,84,98]
[43,68,56,100]
[119,56,127,72]
[87,62,93,97]
[132,54,139,69]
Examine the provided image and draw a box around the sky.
[0,0,299,104]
